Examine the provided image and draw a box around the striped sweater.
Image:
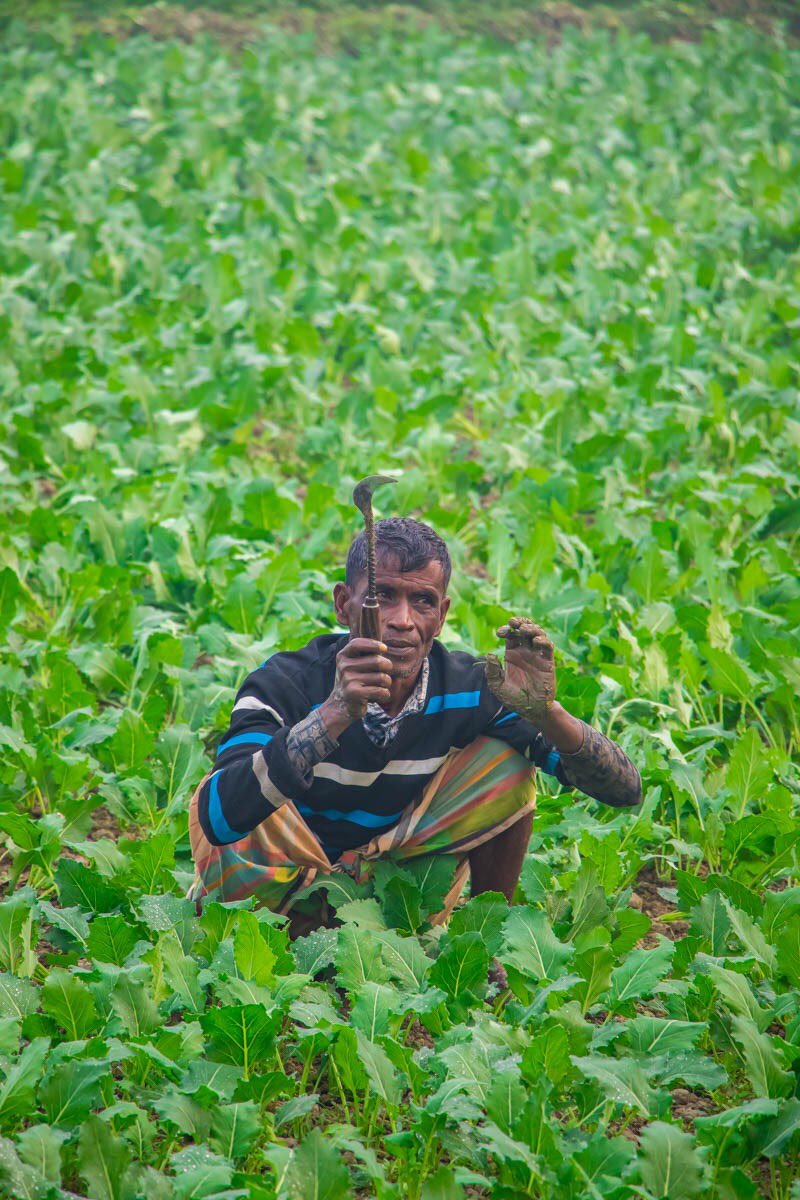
[197,634,636,855]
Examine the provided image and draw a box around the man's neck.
[383,676,420,717]
[381,658,428,718]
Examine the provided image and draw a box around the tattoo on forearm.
[286,709,338,782]
[559,722,642,808]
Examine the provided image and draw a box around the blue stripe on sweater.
[207,771,246,844]
[493,711,519,726]
[296,802,403,829]
[544,750,561,777]
[424,690,481,715]
[217,732,273,756]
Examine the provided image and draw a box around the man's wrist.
[318,696,357,742]
[539,702,585,754]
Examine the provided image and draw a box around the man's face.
[333,555,451,681]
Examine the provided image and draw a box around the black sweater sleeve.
[483,698,641,808]
[196,659,316,846]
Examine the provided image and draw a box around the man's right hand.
[319,638,393,736]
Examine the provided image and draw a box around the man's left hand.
[484,616,556,726]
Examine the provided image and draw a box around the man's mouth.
[385,642,416,654]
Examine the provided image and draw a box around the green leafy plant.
[0,10,798,1200]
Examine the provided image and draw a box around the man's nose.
[385,599,414,629]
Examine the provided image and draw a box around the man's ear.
[333,582,352,626]
[435,595,451,636]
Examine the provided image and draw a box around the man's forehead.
[373,554,446,591]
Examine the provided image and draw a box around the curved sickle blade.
[353,474,397,515]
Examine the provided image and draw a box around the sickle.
[352,474,396,638]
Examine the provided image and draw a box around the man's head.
[334,518,452,682]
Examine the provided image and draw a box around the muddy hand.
[484,616,556,726]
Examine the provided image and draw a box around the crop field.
[1,10,799,1200]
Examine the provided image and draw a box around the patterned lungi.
[188,736,535,918]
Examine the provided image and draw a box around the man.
[189,518,641,923]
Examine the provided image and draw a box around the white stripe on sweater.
[251,751,291,808]
[232,696,285,725]
[312,754,449,788]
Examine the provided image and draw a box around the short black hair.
[345,517,451,591]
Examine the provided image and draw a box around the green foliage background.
[0,12,799,1200]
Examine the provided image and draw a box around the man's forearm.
[285,700,349,782]
[538,702,584,753]
[554,714,642,808]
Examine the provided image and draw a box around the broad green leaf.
[704,962,767,1027]
[152,726,209,807]
[55,860,123,914]
[0,974,38,1019]
[0,568,22,634]
[282,1128,352,1199]
[727,726,773,816]
[730,1016,793,1099]
[209,1100,262,1160]
[703,648,755,701]
[77,1115,132,1200]
[0,1038,50,1126]
[42,969,100,1039]
[638,1121,706,1198]
[153,1090,211,1141]
[109,972,162,1038]
[170,1144,233,1200]
[350,982,398,1040]
[16,1124,68,1183]
[573,944,614,1013]
[335,924,390,991]
[373,864,423,934]
[486,1069,527,1134]
[689,891,730,955]
[0,890,38,976]
[39,1058,107,1129]
[500,908,573,983]
[722,900,776,968]
[627,1018,706,1057]
[649,1049,727,1091]
[758,1099,800,1159]
[429,932,489,998]
[374,929,431,990]
[354,1030,403,1107]
[0,1137,40,1200]
[38,901,90,947]
[567,865,610,940]
[421,1166,465,1200]
[403,855,457,917]
[571,1054,654,1116]
[292,927,338,978]
[448,892,507,956]
[108,709,155,771]
[123,833,176,895]
[86,914,145,966]
[200,1003,280,1077]
[158,931,204,1011]
[521,1025,574,1088]
[234,911,277,986]
[605,939,674,1009]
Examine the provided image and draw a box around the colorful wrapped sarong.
[188,736,535,917]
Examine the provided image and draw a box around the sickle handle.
[359,599,382,640]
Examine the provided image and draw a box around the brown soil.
[631,863,689,949]
[67,0,798,54]
[89,805,126,841]
[403,1018,435,1050]
[672,1087,716,1128]
[608,1113,647,1144]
